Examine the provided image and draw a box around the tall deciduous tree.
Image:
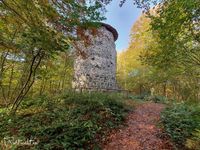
[142,0,200,100]
[0,0,110,113]
[118,0,200,100]
[117,14,152,93]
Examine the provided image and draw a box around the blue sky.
[105,1,141,52]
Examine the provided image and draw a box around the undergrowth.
[161,102,200,150]
[129,94,168,104]
[0,92,130,150]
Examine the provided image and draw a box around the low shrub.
[161,102,200,149]
[186,129,200,150]
[0,92,129,150]
[129,94,168,104]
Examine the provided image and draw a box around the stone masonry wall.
[72,25,118,90]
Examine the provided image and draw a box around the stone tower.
[72,23,118,90]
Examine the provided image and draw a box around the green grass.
[0,92,130,150]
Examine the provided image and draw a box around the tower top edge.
[100,23,118,41]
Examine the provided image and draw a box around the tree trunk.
[11,49,44,114]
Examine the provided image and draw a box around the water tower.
[72,23,118,91]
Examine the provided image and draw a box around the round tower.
[72,23,118,90]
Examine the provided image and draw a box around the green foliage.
[117,14,151,92]
[0,0,110,111]
[129,94,168,104]
[186,129,200,150]
[161,102,200,149]
[0,92,129,149]
[140,0,200,100]
[144,95,168,103]
[118,0,200,101]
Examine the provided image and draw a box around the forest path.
[103,102,174,150]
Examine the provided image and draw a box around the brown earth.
[103,102,174,150]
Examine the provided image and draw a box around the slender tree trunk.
[11,49,44,114]
[0,51,9,106]
[139,84,142,96]
[163,83,166,97]
[7,64,14,100]
[39,78,45,96]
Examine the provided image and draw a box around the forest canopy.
[117,0,200,101]
[0,0,115,112]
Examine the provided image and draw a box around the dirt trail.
[103,102,174,150]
